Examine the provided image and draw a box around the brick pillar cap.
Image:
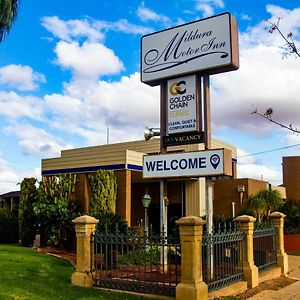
[269,211,286,218]
[72,215,99,224]
[176,215,206,226]
[234,215,256,223]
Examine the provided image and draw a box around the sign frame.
[141,12,239,86]
[143,148,232,179]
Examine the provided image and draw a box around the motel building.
[42,138,240,233]
[41,137,287,233]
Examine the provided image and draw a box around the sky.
[1,0,300,194]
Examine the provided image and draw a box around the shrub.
[281,200,300,234]
[89,170,117,216]
[19,178,37,246]
[0,208,18,243]
[34,176,81,249]
[94,211,128,234]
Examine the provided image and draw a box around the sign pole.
[160,81,168,270]
[203,74,214,279]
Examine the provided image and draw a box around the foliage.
[19,177,37,246]
[94,211,128,234]
[0,0,18,42]
[33,174,81,248]
[280,200,300,234]
[117,248,159,266]
[260,189,283,215]
[89,170,117,216]
[247,188,283,222]
[0,207,18,243]
[247,193,266,223]
[0,245,140,300]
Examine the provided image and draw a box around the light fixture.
[144,127,160,141]
[141,189,152,208]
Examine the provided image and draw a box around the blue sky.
[1,0,300,193]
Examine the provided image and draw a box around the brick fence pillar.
[269,212,289,275]
[235,215,259,288]
[176,216,208,300]
[71,215,99,287]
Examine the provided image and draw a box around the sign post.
[141,12,239,271]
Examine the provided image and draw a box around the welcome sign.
[141,13,239,86]
[167,74,198,135]
[143,149,232,178]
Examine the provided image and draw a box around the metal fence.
[253,221,277,272]
[91,225,181,297]
[202,222,243,291]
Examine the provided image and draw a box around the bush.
[281,200,300,234]
[94,212,128,234]
[34,179,81,249]
[19,178,37,246]
[89,170,117,216]
[0,208,18,243]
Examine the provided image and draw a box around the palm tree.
[247,194,266,223]
[0,0,19,42]
[259,189,283,217]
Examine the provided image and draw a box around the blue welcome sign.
[143,149,232,178]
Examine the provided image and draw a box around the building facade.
[42,138,236,230]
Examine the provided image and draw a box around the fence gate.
[202,222,244,291]
[91,225,181,297]
[253,221,277,272]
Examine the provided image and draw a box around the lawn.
[0,245,145,300]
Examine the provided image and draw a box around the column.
[176,216,208,300]
[234,215,259,288]
[71,215,99,287]
[269,212,289,275]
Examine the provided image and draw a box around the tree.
[19,178,37,246]
[259,188,283,216]
[252,108,300,134]
[88,170,117,216]
[267,17,300,59]
[247,193,266,223]
[0,0,19,42]
[247,188,284,222]
[252,18,300,130]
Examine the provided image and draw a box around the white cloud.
[42,16,104,42]
[3,123,73,158]
[54,41,124,80]
[211,6,300,136]
[44,72,159,145]
[0,91,44,120]
[194,0,224,17]
[0,64,46,91]
[95,19,152,35]
[137,2,170,25]
[237,148,282,184]
[0,152,20,194]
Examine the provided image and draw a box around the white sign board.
[143,149,232,179]
[167,75,198,135]
[141,13,239,86]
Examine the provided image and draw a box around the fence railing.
[202,222,243,291]
[253,221,277,272]
[91,225,180,297]
[72,213,288,300]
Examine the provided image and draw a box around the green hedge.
[0,208,18,243]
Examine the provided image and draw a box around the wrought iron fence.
[202,222,243,291]
[253,221,277,272]
[91,224,180,297]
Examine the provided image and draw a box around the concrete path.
[247,256,300,300]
